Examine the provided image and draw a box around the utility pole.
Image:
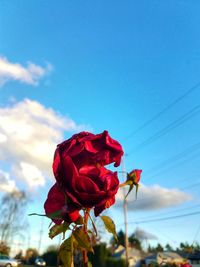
[122,158,129,267]
[38,217,44,255]
[123,192,129,267]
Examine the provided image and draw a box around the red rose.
[53,156,119,216]
[54,131,123,169]
[44,183,80,225]
[129,169,142,184]
[180,264,192,267]
[52,131,123,216]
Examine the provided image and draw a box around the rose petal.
[75,191,107,207]
[94,196,115,216]
[79,165,100,177]
[75,175,101,194]
[44,183,65,224]
[59,155,78,187]
[52,149,61,182]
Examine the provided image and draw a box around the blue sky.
[0,0,200,255]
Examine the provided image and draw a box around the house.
[177,251,200,267]
[113,245,142,267]
[157,252,184,265]
[144,252,184,265]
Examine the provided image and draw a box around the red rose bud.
[128,169,142,184]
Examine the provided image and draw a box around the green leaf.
[58,236,74,267]
[101,216,118,242]
[73,227,93,252]
[49,222,70,239]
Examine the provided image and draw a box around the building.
[144,252,184,265]
[113,245,143,267]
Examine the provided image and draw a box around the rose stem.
[82,210,89,267]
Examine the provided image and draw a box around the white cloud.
[0,56,52,86]
[12,162,45,188]
[116,184,191,210]
[0,170,18,193]
[0,99,90,188]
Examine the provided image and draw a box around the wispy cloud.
[0,170,18,193]
[0,99,90,190]
[116,184,191,210]
[0,56,52,86]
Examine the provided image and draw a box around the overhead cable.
[124,81,200,141]
[128,105,200,155]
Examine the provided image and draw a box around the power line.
[128,203,200,222]
[146,142,200,174]
[127,105,200,155]
[182,181,200,191]
[146,150,200,182]
[128,211,200,225]
[146,224,179,245]
[123,81,200,141]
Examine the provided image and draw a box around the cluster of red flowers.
[44,131,126,224]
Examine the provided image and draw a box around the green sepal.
[74,215,84,225]
[73,226,93,253]
[46,210,62,220]
[58,236,74,267]
[29,210,62,220]
[49,222,70,239]
[122,172,139,199]
[101,215,118,242]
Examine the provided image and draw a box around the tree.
[165,243,173,251]
[147,244,154,253]
[155,243,164,252]
[42,246,58,266]
[117,230,125,247]
[128,233,142,250]
[110,230,125,248]
[0,190,28,244]
[88,243,109,267]
[25,248,39,264]
[0,242,10,255]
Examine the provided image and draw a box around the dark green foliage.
[128,233,142,250]
[88,243,110,267]
[0,242,10,255]
[155,243,164,252]
[105,257,126,267]
[110,229,125,247]
[165,244,173,251]
[42,250,58,266]
[110,229,142,251]
[148,243,164,253]
[25,248,38,264]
